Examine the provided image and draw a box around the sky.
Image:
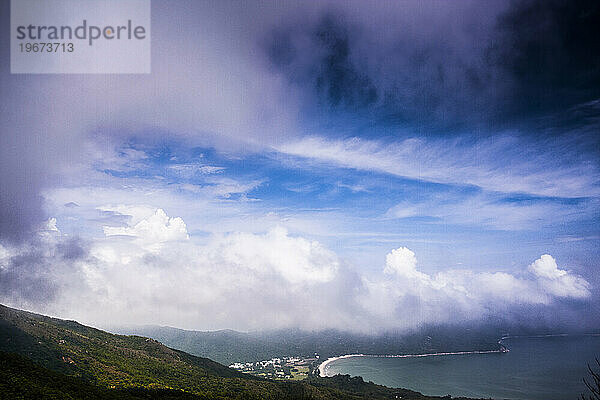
[0,0,599,333]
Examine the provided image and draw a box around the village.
[229,355,320,380]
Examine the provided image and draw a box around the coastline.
[318,354,365,377]
[318,334,600,376]
[318,349,506,377]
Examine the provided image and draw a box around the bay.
[323,335,600,400]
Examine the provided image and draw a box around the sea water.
[323,335,600,400]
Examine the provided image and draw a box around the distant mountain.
[0,304,477,399]
[113,325,503,365]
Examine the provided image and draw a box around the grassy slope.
[0,351,210,400]
[0,304,475,399]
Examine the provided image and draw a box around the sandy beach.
[318,354,365,377]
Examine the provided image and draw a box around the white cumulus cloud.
[102,207,189,252]
[529,254,590,298]
[0,210,593,332]
[359,249,592,329]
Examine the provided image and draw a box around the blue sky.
[54,136,598,276]
[0,0,598,332]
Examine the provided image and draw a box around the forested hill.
[0,304,479,400]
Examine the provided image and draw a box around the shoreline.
[318,354,365,377]
[318,349,506,377]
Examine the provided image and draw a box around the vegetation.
[581,358,600,400]
[0,304,480,399]
[0,351,209,400]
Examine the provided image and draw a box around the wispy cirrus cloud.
[276,135,600,198]
[385,193,598,231]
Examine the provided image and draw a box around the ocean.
[322,335,600,400]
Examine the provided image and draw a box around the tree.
[581,358,600,400]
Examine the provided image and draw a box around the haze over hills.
[0,304,482,400]
[111,325,508,366]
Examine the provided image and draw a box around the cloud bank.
[363,247,590,329]
[0,209,592,332]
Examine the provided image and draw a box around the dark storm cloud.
[494,0,600,121]
[0,0,46,242]
[263,0,600,133]
[56,237,88,261]
[0,177,45,243]
[267,14,378,110]
[0,248,59,305]
[0,234,90,310]
[0,1,81,243]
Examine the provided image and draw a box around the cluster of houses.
[229,355,319,380]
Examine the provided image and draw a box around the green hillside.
[0,351,208,400]
[0,304,476,400]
